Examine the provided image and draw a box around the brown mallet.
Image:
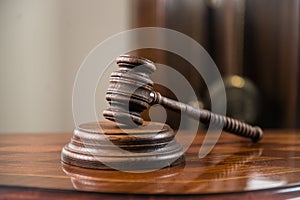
[103,55,263,142]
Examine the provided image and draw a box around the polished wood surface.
[1,129,300,199]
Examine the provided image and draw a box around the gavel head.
[103,55,156,126]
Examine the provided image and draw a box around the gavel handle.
[150,92,263,142]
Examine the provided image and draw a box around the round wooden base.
[61,121,185,171]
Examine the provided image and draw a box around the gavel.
[103,55,263,142]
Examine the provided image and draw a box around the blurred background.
[0,0,299,133]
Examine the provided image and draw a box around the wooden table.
[1,129,300,199]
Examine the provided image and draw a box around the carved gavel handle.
[150,91,263,142]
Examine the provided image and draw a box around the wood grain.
[61,121,185,170]
[1,129,300,199]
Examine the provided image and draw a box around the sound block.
[61,121,185,171]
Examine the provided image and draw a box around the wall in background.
[131,0,300,129]
[0,0,130,133]
[1,0,298,132]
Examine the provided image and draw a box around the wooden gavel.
[103,55,263,142]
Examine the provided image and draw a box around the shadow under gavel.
[103,55,263,142]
